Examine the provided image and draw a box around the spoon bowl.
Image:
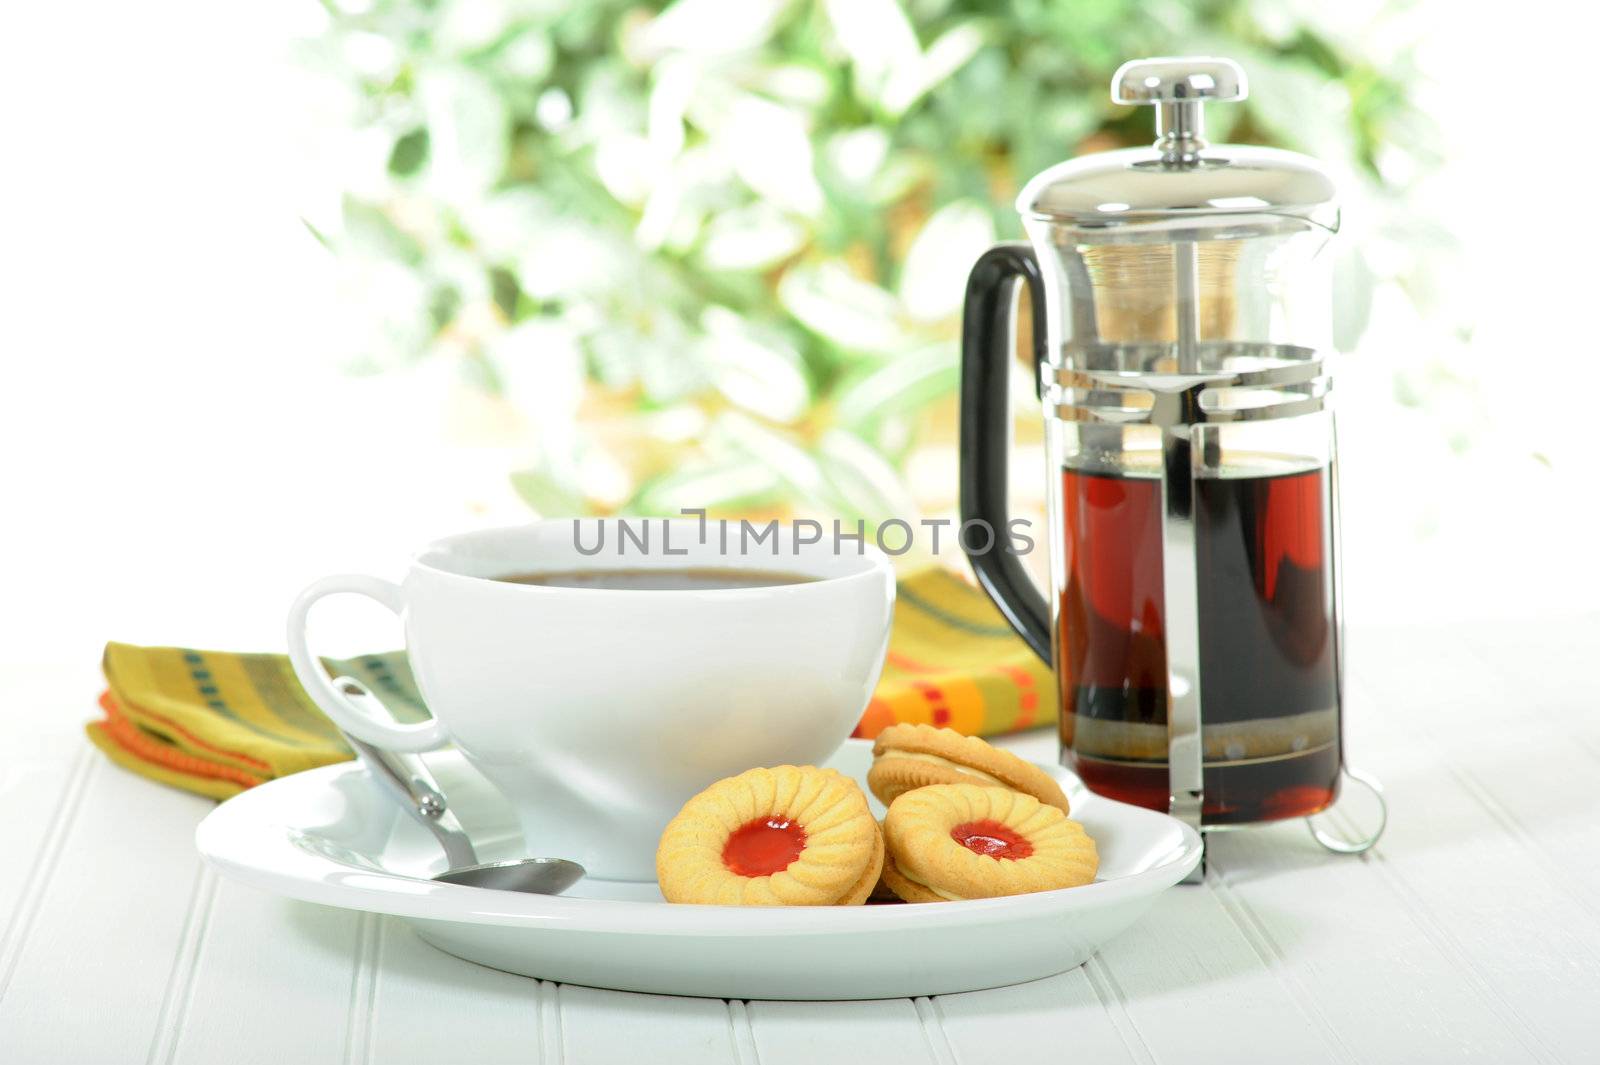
[432,857,586,894]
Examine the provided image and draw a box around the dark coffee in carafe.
[1058,461,1339,825]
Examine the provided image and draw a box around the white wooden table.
[2,618,1598,1064]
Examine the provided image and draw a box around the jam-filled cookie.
[882,783,1097,902]
[657,766,884,906]
[869,724,1070,813]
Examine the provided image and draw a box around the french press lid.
[1018,57,1339,231]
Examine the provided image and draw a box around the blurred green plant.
[300,0,1430,521]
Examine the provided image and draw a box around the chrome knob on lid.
[1112,56,1247,166]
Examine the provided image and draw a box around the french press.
[958,57,1384,871]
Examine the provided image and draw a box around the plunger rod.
[1165,237,1206,878]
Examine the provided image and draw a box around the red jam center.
[950,819,1034,860]
[722,817,807,877]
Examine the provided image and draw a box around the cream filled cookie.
[869,723,1071,813]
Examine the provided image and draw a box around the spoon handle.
[334,679,479,870]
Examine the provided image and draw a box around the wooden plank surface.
[0,753,213,1063]
[743,999,935,1065]
[366,917,548,1065]
[933,971,1144,1065]
[558,985,739,1065]
[1338,625,1600,1064]
[1,618,1598,1064]
[1086,879,1342,1065]
[165,882,363,1065]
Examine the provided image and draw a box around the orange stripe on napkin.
[99,691,273,772]
[997,663,1040,730]
[852,696,897,740]
[98,691,266,791]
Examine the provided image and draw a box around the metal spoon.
[335,681,584,895]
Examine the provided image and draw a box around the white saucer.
[196,739,1200,999]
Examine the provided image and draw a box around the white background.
[2,1,1596,672]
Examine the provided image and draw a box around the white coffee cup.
[287,519,895,881]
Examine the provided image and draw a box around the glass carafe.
[957,57,1383,866]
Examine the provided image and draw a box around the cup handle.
[286,574,448,753]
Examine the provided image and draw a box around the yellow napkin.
[87,567,1053,800]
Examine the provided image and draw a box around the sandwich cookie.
[869,723,1071,813]
[881,783,1097,902]
[657,765,883,906]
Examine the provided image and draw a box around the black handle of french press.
[958,242,1052,663]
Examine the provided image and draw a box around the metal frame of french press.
[1048,342,1386,881]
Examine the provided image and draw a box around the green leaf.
[510,220,632,302]
[898,198,995,321]
[815,429,918,523]
[822,0,919,110]
[832,343,959,440]
[629,460,786,515]
[339,195,424,265]
[589,316,710,405]
[300,216,332,251]
[700,307,812,423]
[699,204,808,272]
[1332,245,1376,353]
[638,0,790,55]
[777,262,911,359]
[821,128,890,196]
[417,65,510,200]
[435,0,521,54]
[511,468,588,518]
[710,411,830,499]
[724,94,825,216]
[388,128,430,177]
[880,21,985,116]
[489,27,555,84]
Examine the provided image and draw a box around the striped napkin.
[87,567,1053,799]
